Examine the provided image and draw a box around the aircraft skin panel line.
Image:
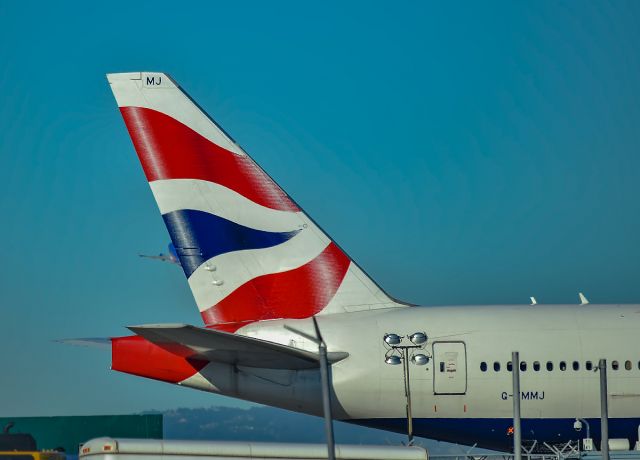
[103,72,640,452]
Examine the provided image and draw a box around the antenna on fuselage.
[579,292,590,305]
[530,297,537,305]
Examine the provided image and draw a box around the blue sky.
[1,1,640,416]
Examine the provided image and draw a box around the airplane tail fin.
[107,72,405,332]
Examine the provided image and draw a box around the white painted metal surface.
[79,438,428,460]
[104,71,640,450]
[433,342,467,395]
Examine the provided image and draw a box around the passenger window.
[494,362,501,372]
[520,361,527,372]
[533,361,540,371]
[507,361,513,372]
[573,361,579,371]
[625,360,632,371]
[547,361,553,371]
[612,360,619,370]
[560,361,567,371]
[480,362,487,372]
[586,361,593,371]
[440,362,445,372]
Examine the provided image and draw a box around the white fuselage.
[105,72,639,451]
[177,304,640,450]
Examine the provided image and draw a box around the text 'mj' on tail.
[107,72,405,332]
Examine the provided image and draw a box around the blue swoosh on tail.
[163,210,300,278]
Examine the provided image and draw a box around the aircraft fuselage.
[167,304,640,450]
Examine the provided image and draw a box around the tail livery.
[107,72,403,332]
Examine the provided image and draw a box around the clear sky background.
[1,1,640,416]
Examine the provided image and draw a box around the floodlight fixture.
[384,333,402,345]
[411,354,429,366]
[385,355,402,365]
[409,332,427,345]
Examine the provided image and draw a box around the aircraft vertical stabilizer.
[107,72,405,332]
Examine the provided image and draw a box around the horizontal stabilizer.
[128,324,348,370]
[56,338,111,349]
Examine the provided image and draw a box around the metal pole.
[512,351,522,460]
[318,340,336,460]
[403,347,414,445]
[599,359,609,460]
[283,320,336,460]
[578,418,591,441]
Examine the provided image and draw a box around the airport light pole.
[284,318,336,460]
[598,359,609,460]
[512,351,522,460]
[383,332,430,445]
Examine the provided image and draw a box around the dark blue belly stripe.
[350,417,640,451]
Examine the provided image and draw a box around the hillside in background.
[158,405,472,454]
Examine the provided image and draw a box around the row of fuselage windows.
[480,360,637,372]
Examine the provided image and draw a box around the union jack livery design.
[102,72,640,450]
[108,72,402,334]
[100,72,640,452]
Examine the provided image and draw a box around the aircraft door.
[433,341,467,394]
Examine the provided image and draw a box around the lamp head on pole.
[385,355,402,365]
[411,354,429,365]
[383,333,402,345]
[409,332,427,345]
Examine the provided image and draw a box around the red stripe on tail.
[120,106,299,212]
[202,243,350,330]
